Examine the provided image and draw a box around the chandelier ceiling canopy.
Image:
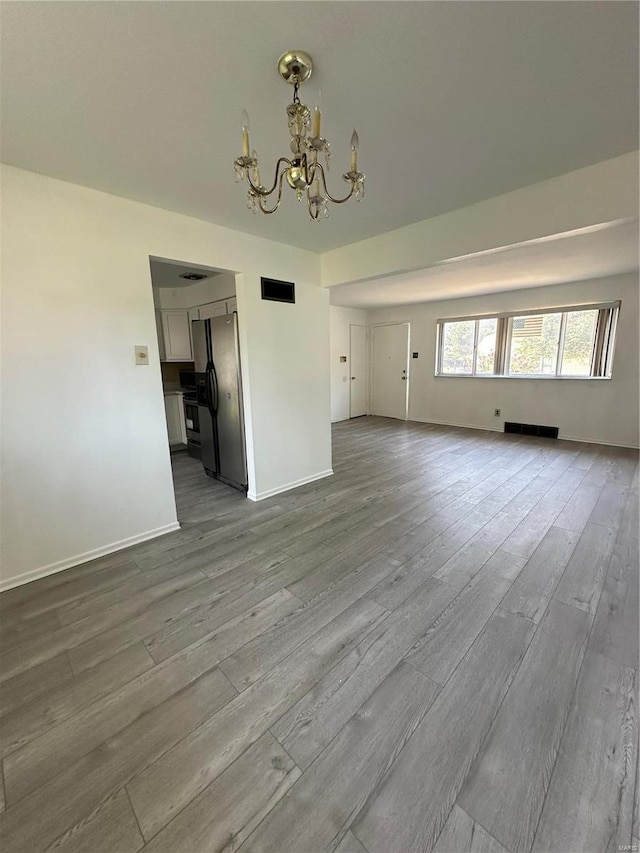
[233,50,365,221]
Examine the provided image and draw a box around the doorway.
[372,323,410,419]
[148,255,247,524]
[349,324,368,418]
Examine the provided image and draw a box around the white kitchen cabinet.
[197,297,237,320]
[187,307,200,356]
[164,393,187,446]
[199,300,229,320]
[159,310,192,361]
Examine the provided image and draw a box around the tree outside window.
[560,310,598,375]
[476,318,497,374]
[441,320,474,374]
[508,313,561,375]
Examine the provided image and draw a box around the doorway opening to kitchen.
[149,256,248,526]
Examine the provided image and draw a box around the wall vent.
[261,277,295,304]
[504,422,559,439]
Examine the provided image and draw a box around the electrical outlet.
[494,408,501,417]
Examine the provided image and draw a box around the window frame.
[435,301,620,380]
[435,317,499,377]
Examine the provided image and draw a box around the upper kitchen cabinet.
[199,301,228,320]
[159,309,192,361]
[187,307,200,355]
[199,297,238,320]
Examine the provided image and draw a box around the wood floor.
[1,417,638,853]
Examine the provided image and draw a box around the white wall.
[368,274,639,448]
[330,306,369,422]
[246,280,331,498]
[1,165,329,589]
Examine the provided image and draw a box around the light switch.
[135,345,149,365]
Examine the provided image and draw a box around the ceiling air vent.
[179,272,208,281]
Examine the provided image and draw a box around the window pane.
[508,313,561,375]
[475,318,497,374]
[560,310,597,376]
[441,320,475,374]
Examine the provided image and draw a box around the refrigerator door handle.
[207,364,219,415]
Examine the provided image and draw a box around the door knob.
[351,376,356,380]
[401,376,406,380]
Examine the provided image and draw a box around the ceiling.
[330,219,640,308]
[1,2,638,254]
[149,257,222,290]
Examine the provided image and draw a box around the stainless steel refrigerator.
[192,314,247,493]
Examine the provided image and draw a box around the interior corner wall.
[330,306,370,422]
[0,164,327,589]
[367,274,639,448]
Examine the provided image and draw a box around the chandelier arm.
[315,163,356,205]
[246,157,293,197]
[257,169,288,214]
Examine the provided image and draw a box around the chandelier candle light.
[233,50,365,221]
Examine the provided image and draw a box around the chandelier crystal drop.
[233,50,365,221]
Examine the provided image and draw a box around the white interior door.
[372,323,409,419]
[349,325,368,418]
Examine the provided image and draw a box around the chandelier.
[233,50,365,221]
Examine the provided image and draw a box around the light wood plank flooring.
[1,417,638,853]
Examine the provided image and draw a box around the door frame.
[148,256,249,512]
[370,321,411,420]
[349,324,369,419]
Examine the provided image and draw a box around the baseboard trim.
[248,469,334,502]
[411,417,502,434]
[410,416,638,449]
[0,522,181,592]
[555,434,639,449]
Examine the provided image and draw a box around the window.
[438,317,498,376]
[507,312,562,376]
[559,310,598,376]
[476,318,497,375]
[441,320,475,374]
[436,302,619,379]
